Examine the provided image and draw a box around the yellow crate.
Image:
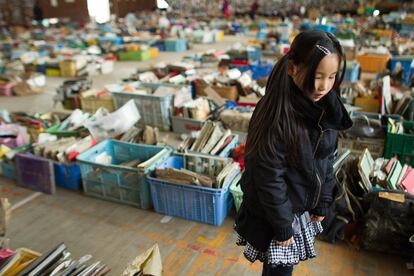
[80,95,115,113]
[374,29,393,39]
[59,60,77,77]
[125,44,141,51]
[46,68,60,77]
[356,54,390,73]
[215,30,224,42]
[150,47,159,58]
[354,96,380,113]
[87,38,97,46]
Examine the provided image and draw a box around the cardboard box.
[196,83,238,100]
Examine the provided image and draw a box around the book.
[17,243,66,276]
[201,125,223,154]
[210,130,231,155]
[386,160,402,190]
[401,169,414,195]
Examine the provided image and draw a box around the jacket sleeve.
[311,152,335,217]
[253,144,294,242]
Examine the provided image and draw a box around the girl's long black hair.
[245,30,346,162]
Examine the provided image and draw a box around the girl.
[235,30,353,275]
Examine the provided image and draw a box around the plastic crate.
[172,116,204,133]
[80,96,115,113]
[356,54,390,73]
[256,32,267,41]
[313,24,336,33]
[338,137,384,158]
[164,39,187,52]
[147,155,235,225]
[98,36,123,46]
[229,175,243,211]
[344,62,360,83]
[110,84,174,131]
[247,48,262,62]
[250,63,273,80]
[46,68,61,77]
[118,50,150,61]
[384,121,414,166]
[1,161,16,180]
[76,140,173,209]
[15,153,56,194]
[390,56,414,86]
[54,162,82,190]
[59,60,77,77]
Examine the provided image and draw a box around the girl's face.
[290,53,340,102]
[312,54,339,102]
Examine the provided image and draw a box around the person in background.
[249,1,259,20]
[222,0,232,18]
[234,30,352,276]
[33,0,44,26]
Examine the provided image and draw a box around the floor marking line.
[11,192,42,211]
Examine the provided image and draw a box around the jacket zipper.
[311,109,334,210]
[312,170,322,209]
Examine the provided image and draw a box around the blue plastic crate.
[164,39,187,52]
[37,64,46,74]
[247,48,262,62]
[256,32,267,41]
[313,24,336,33]
[98,36,123,46]
[250,63,273,80]
[390,56,414,86]
[231,24,241,32]
[147,155,235,225]
[401,25,414,32]
[258,22,267,30]
[76,140,173,209]
[229,65,250,73]
[54,162,82,190]
[344,62,360,83]
[1,161,16,180]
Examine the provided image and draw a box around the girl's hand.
[311,215,325,222]
[276,237,294,247]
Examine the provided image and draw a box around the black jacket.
[235,86,353,252]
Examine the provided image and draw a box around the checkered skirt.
[236,212,323,266]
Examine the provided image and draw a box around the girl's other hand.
[276,237,294,247]
[311,215,325,222]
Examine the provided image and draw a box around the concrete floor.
[0,35,413,275]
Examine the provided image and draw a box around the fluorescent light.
[157,0,169,9]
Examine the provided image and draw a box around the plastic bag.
[84,100,140,141]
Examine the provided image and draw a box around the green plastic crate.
[118,50,150,61]
[385,121,414,166]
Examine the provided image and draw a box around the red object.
[67,139,97,161]
[105,54,117,61]
[230,60,249,66]
[232,144,245,170]
[0,249,15,260]
[236,102,257,107]
[96,90,109,97]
